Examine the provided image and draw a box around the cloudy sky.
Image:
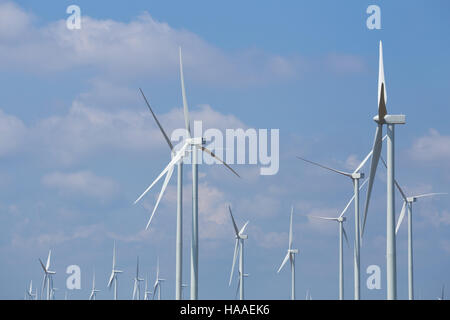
[0,0,449,300]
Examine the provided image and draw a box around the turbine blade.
[139,88,173,151]
[134,142,188,204]
[297,156,352,177]
[289,206,294,250]
[362,124,383,237]
[413,192,448,199]
[145,164,175,230]
[342,226,350,248]
[46,250,51,270]
[277,252,290,273]
[112,241,116,269]
[107,271,114,288]
[311,216,339,221]
[136,256,139,278]
[229,239,239,286]
[132,281,137,300]
[338,178,368,219]
[353,135,387,174]
[200,146,240,178]
[378,41,388,120]
[239,221,249,236]
[228,206,240,236]
[395,201,407,234]
[179,47,191,136]
[38,258,47,273]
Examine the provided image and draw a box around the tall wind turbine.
[107,242,122,300]
[362,41,406,300]
[298,142,382,299]
[277,207,298,300]
[39,250,55,300]
[137,88,184,300]
[153,258,165,300]
[89,270,100,300]
[228,206,249,300]
[26,280,37,300]
[132,256,144,300]
[310,178,368,300]
[135,48,239,300]
[380,158,447,300]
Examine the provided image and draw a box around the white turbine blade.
[239,221,249,236]
[297,156,352,177]
[179,47,191,137]
[107,271,114,288]
[395,201,407,234]
[200,146,240,178]
[338,178,368,219]
[277,252,290,273]
[132,281,137,300]
[413,192,448,199]
[311,216,338,221]
[362,124,383,237]
[380,156,407,201]
[46,250,51,270]
[289,206,294,250]
[378,41,388,119]
[229,239,239,286]
[228,206,240,236]
[136,256,140,278]
[139,88,173,151]
[134,142,188,204]
[38,258,47,273]
[342,226,350,248]
[145,164,175,230]
[353,135,387,174]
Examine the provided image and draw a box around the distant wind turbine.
[228,206,249,300]
[132,256,144,300]
[26,280,37,300]
[89,270,100,300]
[153,258,165,300]
[277,206,298,300]
[39,250,55,300]
[144,275,152,300]
[107,242,122,300]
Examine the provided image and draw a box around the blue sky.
[0,0,450,300]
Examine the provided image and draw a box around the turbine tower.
[277,207,298,300]
[298,141,381,299]
[132,256,144,300]
[39,250,55,301]
[144,274,152,300]
[228,206,249,300]
[107,242,122,300]
[26,280,37,300]
[310,178,367,300]
[89,270,100,300]
[362,41,406,300]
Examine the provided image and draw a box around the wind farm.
[1,1,450,302]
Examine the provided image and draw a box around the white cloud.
[410,129,450,165]
[42,170,119,200]
[0,2,32,40]
[0,109,26,156]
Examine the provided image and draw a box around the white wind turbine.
[132,256,144,300]
[228,206,249,300]
[144,275,152,300]
[26,280,37,300]
[298,142,382,299]
[153,258,165,300]
[107,242,122,300]
[277,207,298,300]
[310,178,368,300]
[380,157,447,300]
[89,270,100,300]
[135,47,239,300]
[362,41,406,300]
[39,250,56,300]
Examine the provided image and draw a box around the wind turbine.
[153,258,165,300]
[137,88,185,300]
[298,140,383,299]
[39,250,55,300]
[276,207,298,300]
[380,158,447,300]
[181,284,188,300]
[438,285,445,300]
[135,47,239,300]
[144,275,152,300]
[107,242,122,300]
[132,256,144,300]
[310,178,368,300]
[26,280,37,300]
[228,206,249,300]
[89,270,100,300]
[362,41,406,300]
